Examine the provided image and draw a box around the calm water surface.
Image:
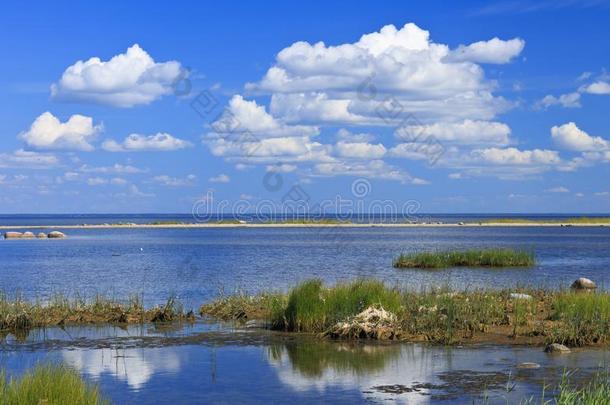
[1,224,609,403]
[0,226,608,305]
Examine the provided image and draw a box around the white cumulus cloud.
[209,174,230,183]
[19,112,102,151]
[395,120,511,145]
[51,44,184,107]
[472,147,560,165]
[445,37,525,64]
[551,122,609,152]
[103,133,191,152]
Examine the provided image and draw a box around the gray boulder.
[22,231,35,238]
[544,343,571,354]
[4,231,23,239]
[47,231,66,239]
[36,232,47,239]
[571,277,596,290]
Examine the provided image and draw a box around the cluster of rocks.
[3,231,66,239]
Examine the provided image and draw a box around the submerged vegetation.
[393,249,536,269]
[201,279,610,346]
[0,294,186,337]
[0,364,109,405]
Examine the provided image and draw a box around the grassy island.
[201,279,609,346]
[393,249,535,268]
[0,295,188,337]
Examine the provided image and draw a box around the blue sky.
[1,0,609,214]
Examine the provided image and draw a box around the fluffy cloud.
[247,23,516,126]
[584,81,610,95]
[51,44,183,107]
[472,147,560,165]
[152,174,196,187]
[395,120,511,145]
[87,177,107,186]
[313,160,426,184]
[0,150,59,169]
[551,122,609,151]
[209,174,230,183]
[78,163,147,174]
[103,133,191,152]
[445,37,525,64]
[210,95,318,138]
[334,141,386,159]
[536,92,581,109]
[19,112,102,151]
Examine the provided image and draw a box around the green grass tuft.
[548,292,610,346]
[0,363,109,405]
[393,248,535,268]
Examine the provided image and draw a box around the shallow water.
[1,225,609,403]
[1,323,608,404]
[0,226,608,306]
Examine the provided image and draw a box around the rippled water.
[0,226,608,305]
[1,224,609,403]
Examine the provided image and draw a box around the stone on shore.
[571,277,596,290]
[544,343,571,354]
[47,231,66,239]
[510,293,532,300]
[4,231,23,239]
[37,232,47,238]
[22,231,35,238]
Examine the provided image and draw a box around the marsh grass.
[548,292,610,346]
[393,249,535,269]
[201,279,610,346]
[0,364,109,405]
[484,217,610,225]
[277,279,403,332]
[0,293,186,336]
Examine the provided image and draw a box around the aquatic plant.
[393,248,535,268]
[201,279,610,346]
[0,363,109,405]
[0,293,186,336]
[277,279,403,332]
[548,292,610,346]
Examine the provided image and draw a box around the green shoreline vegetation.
[200,279,609,346]
[483,217,610,224]
[393,249,536,269]
[0,364,109,405]
[0,294,188,337]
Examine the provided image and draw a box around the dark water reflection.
[1,324,608,404]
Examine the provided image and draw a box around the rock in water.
[4,232,23,239]
[517,362,541,369]
[22,231,35,238]
[544,343,571,354]
[36,232,47,239]
[571,277,596,290]
[47,231,66,239]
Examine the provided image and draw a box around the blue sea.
[1,214,609,404]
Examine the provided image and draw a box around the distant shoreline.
[0,222,608,229]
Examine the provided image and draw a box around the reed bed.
[0,364,109,405]
[0,293,185,336]
[393,249,535,268]
[201,279,610,346]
